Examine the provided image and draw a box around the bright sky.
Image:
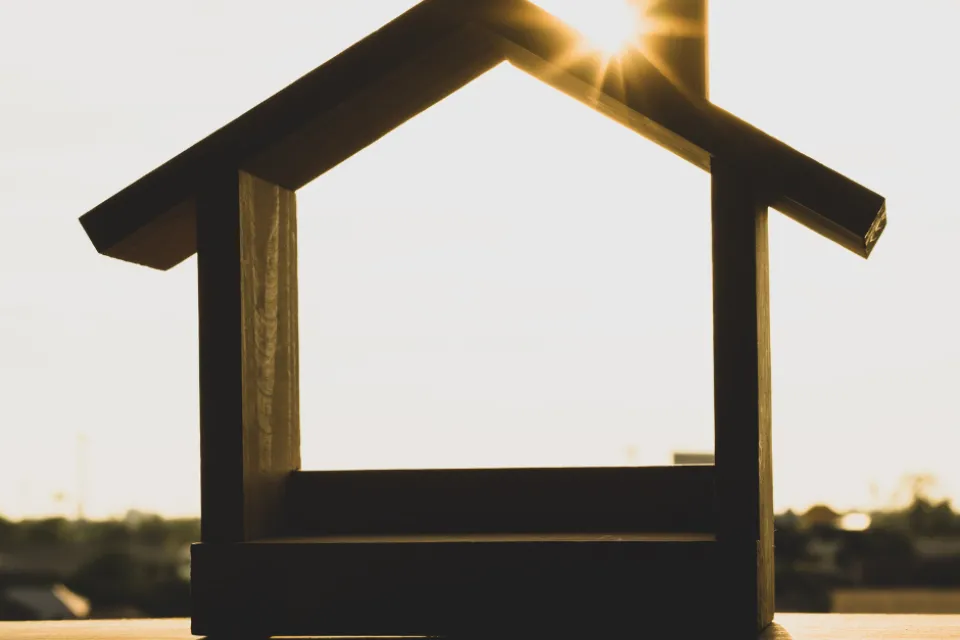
[1,0,958,520]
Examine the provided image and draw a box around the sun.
[523,0,706,96]
[531,0,650,57]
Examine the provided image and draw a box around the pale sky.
[1,0,958,520]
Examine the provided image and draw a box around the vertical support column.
[644,0,708,100]
[196,170,300,543]
[711,158,774,633]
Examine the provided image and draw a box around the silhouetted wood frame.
[196,170,300,544]
[80,0,884,271]
[77,0,887,637]
[283,465,717,535]
[711,158,775,631]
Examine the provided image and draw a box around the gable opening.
[296,62,714,472]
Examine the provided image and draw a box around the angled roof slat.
[79,0,495,270]
[79,0,886,270]
[478,0,885,257]
[243,25,503,191]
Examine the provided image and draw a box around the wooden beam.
[243,25,503,192]
[644,0,708,100]
[196,170,300,543]
[710,158,774,634]
[79,0,502,270]
[482,0,885,258]
[191,536,718,637]
[283,466,716,536]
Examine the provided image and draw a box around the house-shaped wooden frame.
[79,0,887,637]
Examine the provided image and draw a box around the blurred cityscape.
[2,459,960,619]
[0,511,194,620]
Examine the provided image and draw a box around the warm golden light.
[532,0,649,57]
[524,0,707,95]
[839,512,872,532]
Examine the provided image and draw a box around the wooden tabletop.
[1,616,959,639]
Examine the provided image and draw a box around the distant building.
[914,537,960,560]
[673,452,714,465]
[831,588,960,614]
[0,549,86,579]
[0,584,89,621]
[776,509,801,529]
[800,504,842,529]
[800,537,843,575]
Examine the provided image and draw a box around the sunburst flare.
[525,0,705,93]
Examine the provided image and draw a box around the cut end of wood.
[81,198,197,271]
[862,202,887,258]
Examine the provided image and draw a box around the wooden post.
[711,158,774,633]
[644,0,708,100]
[196,170,300,543]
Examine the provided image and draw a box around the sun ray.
[514,0,704,99]
[529,0,653,56]
[639,45,695,100]
[650,15,705,38]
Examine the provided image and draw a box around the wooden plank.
[644,0,708,99]
[79,0,503,270]
[710,158,774,634]
[283,465,715,536]
[481,0,886,258]
[190,537,719,637]
[258,532,715,543]
[196,170,300,543]
[243,25,503,192]
[6,615,960,640]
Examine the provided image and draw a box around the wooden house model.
[78,0,887,636]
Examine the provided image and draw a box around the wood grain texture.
[190,537,719,637]
[5,615,960,640]
[284,465,716,536]
[710,158,774,634]
[196,170,300,544]
[78,0,885,268]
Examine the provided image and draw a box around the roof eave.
[78,0,493,270]
[478,0,885,258]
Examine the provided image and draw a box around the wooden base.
[283,466,716,536]
[191,534,721,637]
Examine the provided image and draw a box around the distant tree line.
[871,496,960,536]
[775,494,960,612]
[0,512,199,551]
[0,512,198,617]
